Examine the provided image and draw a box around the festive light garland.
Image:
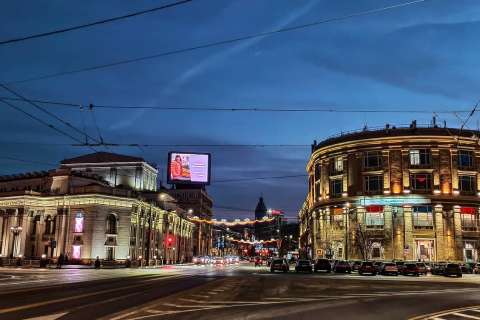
[189,216,275,226]
[225,236,278,245]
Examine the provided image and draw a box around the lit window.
[365,206,384,228]
[72,245,81,259]
[410,149,431,166]
[461,207,478,231]
[334,157,343,173]
[412,206,433,228]
[74,212,84,233]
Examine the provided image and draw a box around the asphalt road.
[1,263,480,320]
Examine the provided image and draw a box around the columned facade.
[300,126,480,263]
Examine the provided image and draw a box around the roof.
[61,152,145,165]
[312,125,480,153]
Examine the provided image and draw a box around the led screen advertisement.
[168,152,211,185]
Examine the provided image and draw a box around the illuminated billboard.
[167,152,211,185]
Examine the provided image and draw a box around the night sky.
[1,0,479,220]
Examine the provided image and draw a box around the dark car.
[401,263,420,276]
[381,263,399,276]
[373,261,384,273]
[395,261,405,273]
[359,261,376,275]
[295,259,313,273]
[431,263,446,275]
[351,260,362,272]
[333,260,352,273]
[460,263,473,274]
[416,262,427,275]
[444,263,462,277]
[270,258,289,273]
[314,258,332,273]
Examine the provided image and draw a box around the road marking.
[0,274,185,315]
[451,312,480,319]
[24,312,68,320]
[409,306,480,320]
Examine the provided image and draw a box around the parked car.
[395,261,405,273]
[460,263,473,274]
[444,263,462,277]
[380,263,399,276]
[314,258,332,273]
[358,261,377,276]
[401,263,420,276]
[213,257,225,265]
[473,263,480,274]
[270,258,289,273]
[416,262,427,275]
[295,259,313,273]
[333,260,352,273]
[431,262,447,275]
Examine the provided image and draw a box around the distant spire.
[255,197,267,220]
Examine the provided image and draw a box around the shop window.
[365,206,384,229]
[330,179,343,198]
[72,245,81,259]
[459,175,476,195]
[410,149,431,166]
[459,150,474,169]
[410,174,432,192]
[364,151,382,169]
[461,207,478,231]
[364,175,383,194]
[333,157,343,173]
[412,206,433,228]
[331,208,343,227]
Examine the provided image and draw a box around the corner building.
[299,125,480,263]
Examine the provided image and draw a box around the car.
[444,263,462,277]
[401,263,420,276]
[313,258,332,273]
[295,259,313,273]
[381,263,399,276]
[333,260,352,273]
[395,261,405,273]
[416,262,427,275]
[431,262,447,275]
[270,258,289,273]
[358,261,376,276]
[473,263,480,274]
[213,257,225,265]
[460,263,473,274]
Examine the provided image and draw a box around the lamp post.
[10,226,23,257]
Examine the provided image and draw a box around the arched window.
[106,214,117,234]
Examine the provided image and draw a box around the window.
[410,149,431,166]
[410,174,432,192]
[106,247,115,260]
[332,208,343,226]
[106,214,117,234]
[72,245,81,259]
[371,245,381,259]
[412,206,433,228]
[365,206,384,228]
[45,215,54,235]
[314,163,321,181]
[364,151,382,168]
[74,212,84,233]
[334,157,343,173]
[459,175,476,194]
[461,207,478,231]
[330,179,343,197]
[459,150,474,169]
[364,175,383,194]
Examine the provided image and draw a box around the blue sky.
[1,0,479,219]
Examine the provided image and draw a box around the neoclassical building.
[0,152,195,264]
[299,124,480,263]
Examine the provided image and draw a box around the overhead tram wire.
[0,0,194,46]
[0,97,470,114]
[0,99,96,152]
[0,84,102,147]
[6,0,430,85]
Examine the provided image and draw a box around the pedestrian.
[57,253,64,269]
[94,256,101,269]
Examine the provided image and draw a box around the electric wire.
[6,0,430,84]
[0,0,194,45]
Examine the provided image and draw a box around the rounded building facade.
[299,125,480,263]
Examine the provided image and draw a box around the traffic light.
[167,236,173,247]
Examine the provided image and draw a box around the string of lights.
[189,216,276,226]
[6,0,430,84]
